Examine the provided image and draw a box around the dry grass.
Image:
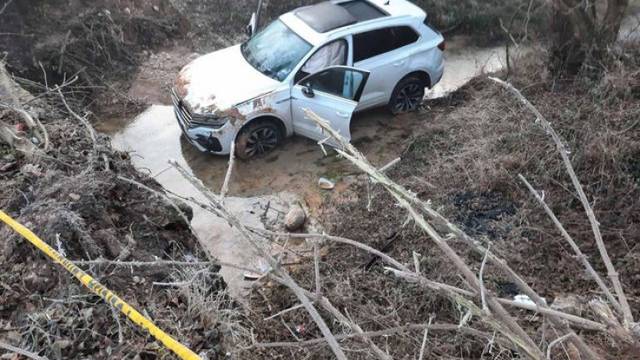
[235,43,640,359]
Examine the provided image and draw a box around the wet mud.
[96,39,510,295]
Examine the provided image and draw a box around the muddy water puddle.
[98,41,509,296]
[105,106,303,297]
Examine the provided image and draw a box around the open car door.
[291,66,370,146]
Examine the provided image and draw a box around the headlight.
[191,114,231,127]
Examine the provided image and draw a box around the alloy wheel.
[244,126,279,158]
[392,83,424,113]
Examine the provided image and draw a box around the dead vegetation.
[0,60,234,359]
[223,44,640,359]
[1,1,639,359]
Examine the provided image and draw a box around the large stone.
[284,204,306,231]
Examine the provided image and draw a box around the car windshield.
[241,20,312,81]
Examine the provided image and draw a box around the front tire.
[388,76,426,115]
[235,120,282,160]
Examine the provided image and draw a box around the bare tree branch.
[169,160,348,360]
[0,341,48,360]
[490,76,633,326]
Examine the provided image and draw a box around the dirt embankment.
[0,1,234,356]
[0,58,234,358]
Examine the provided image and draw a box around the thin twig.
[313,238,321,299]
[546,333,574,360]
[56,87,97,171]
[0,341,48,360]
[0,0,14,16]
[169,160,348,360]
[72,259,212,266]
[251,323,501,349]
[264,303,305,321]
[479,245,491,314]
[519,175,622,315]
[117,175,197,237]
[419,316,434,359]
[220,140,236,200]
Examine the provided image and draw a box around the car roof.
[281,0,426,47]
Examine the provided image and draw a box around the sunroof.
[338,0,388,22]
[295,2,357,33]
[294,1,388,33]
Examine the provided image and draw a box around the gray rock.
[551,294,583,316]
[284,204,306,231]
[318,177,335,190]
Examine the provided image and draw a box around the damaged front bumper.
[171,90,235,155]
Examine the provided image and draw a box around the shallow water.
[98,41,509,295]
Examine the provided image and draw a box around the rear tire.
[235,120,283,160]
[388,76,426,115]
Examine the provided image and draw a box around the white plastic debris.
[318,177,335,190]
[513,294,547,308]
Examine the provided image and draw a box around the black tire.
[388,76,426,115]
[235,120,283,160]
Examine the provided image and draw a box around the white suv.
[172,0,445,159]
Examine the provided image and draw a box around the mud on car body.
[173,0,445,159]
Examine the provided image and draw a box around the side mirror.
[302,83,315,98]
[246,12,257,37]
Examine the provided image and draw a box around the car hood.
[175,44,280,114]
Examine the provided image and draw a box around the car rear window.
[353,26,420,62]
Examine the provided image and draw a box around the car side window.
[299,67,367,101]
[353,26,419,62]
[295,39,348,83]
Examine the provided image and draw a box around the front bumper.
[171,90,234,155]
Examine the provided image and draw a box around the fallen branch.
[220,140,236,200]
[169,160,349,360]
[255,229,607,331]
[251,323,504,349]
[56,87,97,172]
[305,109,601,359]
[0,341,48,360]
[490,76,634,327]
[117,175,197,238]
[519,175,621,315]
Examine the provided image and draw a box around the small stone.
[124,7,131,15]
[69,193,81,201]
[318,177,335,190]
[152,5,159,12]
[133,276,141,284]
[284,204,306,231]
[551,294,582,316]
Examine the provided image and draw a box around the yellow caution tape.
[0,210,202,360]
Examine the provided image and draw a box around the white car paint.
[177,45,280,113]
[174,0,444,156]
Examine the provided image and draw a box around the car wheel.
[235,120,282,160]
[388,76,426,115]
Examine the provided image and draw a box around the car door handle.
[393,60,406,67]
[336,111,350,118]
